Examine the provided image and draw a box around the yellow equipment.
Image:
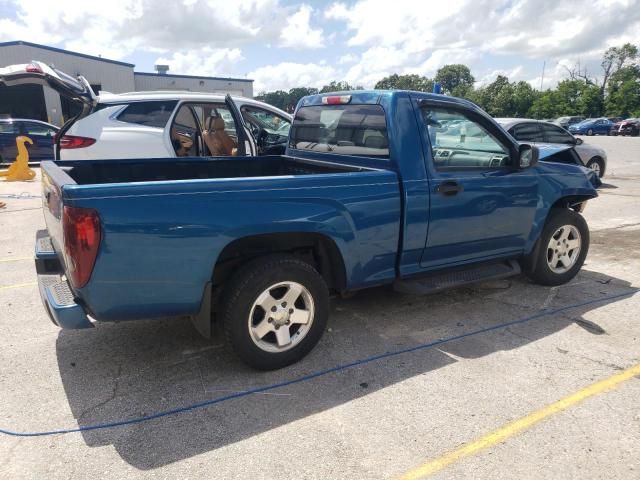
[0,136,36,181]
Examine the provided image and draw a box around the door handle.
[436,181,463,196]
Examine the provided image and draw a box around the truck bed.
[39,156,402,324]
[60,155,371,185]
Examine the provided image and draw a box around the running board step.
[393,260,521,295]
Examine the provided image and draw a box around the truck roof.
[299,90,481,109]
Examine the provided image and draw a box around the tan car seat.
[171,127,193,157]
[203,116,237,156]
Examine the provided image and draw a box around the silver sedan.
[496,118,607,178]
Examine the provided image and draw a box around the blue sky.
[1,0,639,93]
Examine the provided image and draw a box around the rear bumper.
[35,230,93,329]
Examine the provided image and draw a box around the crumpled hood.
[534,143,602,189]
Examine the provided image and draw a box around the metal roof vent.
[155,64,169,75]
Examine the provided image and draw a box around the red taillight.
[322,95,352,105]
[63,206,101,289]
[59,135,96,149]
[25,63,43,74]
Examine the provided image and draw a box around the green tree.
[374,73,433,91]
[601,43,639,94]
[319,81,363,93]
[511,81,538,117]
[529,90,559,119]
[434,64,475,96]
[605,65,640,117]
[287,87,319,110]
[530,79,602,118]
[257,90,289,110]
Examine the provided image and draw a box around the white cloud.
[0,0,638,92]
[155,47,244,77]
[326,0,640,87]
[343,46,414,87]
[249,62,336,92]
[477,65,525,86]
[338,53,358,65]
[0,0,325,59]
[279,5,324,49]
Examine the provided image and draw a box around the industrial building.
[0,40,254,125]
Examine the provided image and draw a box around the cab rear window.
[289,104,389,158]
[116,101,177,128]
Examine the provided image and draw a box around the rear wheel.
[587,128,594,136]
[220,255,329,370]
[522,209,589,286]
[586,157,604,178]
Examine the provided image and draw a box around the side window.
[421,107,510,169]
[542,124,574,144]
[0,123,17,134]
[170,105,199,157]
[117,101,177,128]
[511,123,544,142]
[22,122,56,136]
[241,106,291,137]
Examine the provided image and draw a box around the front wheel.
[586,157,604,178]
[220,255,329,370]
[522,209,589,286]
[587,128,594,136]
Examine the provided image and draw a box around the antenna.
[540,61,546,90]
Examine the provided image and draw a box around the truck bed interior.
[61,155,373,185]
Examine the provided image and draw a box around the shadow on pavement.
[55,269,636,470]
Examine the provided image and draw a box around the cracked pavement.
[1,135,639,479]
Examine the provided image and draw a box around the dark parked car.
[610,118,640,136]
[0,118,58,164]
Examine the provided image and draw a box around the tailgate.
[39,161,76,268]
[36,161,94,329]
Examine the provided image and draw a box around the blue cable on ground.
[1,288,638,438]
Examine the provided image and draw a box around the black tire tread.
[219,255,328,370]
[522,208,589,286]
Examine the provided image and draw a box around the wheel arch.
[524,192,595,256]
[211,232,347,294]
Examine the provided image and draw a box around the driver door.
[417,100,540,269]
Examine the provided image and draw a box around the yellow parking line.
[0,256,31,263]
[0,281,37,290]
[398,363,640,479]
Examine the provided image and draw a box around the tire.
[587,128,594,136]
[586,157,605,178]
[220,255,329,370]
[522,209,589,286]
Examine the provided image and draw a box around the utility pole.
[540,61,546,91]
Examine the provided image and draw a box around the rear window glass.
[117,101,177,128]
[289,104,389,158]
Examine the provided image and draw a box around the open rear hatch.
[0,61,97,156]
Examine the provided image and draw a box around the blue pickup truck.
[33,90,600,370]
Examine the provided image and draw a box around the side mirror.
[574,137,583,145]
[517,144,538,169]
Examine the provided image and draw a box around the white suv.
[0,61,291,160]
